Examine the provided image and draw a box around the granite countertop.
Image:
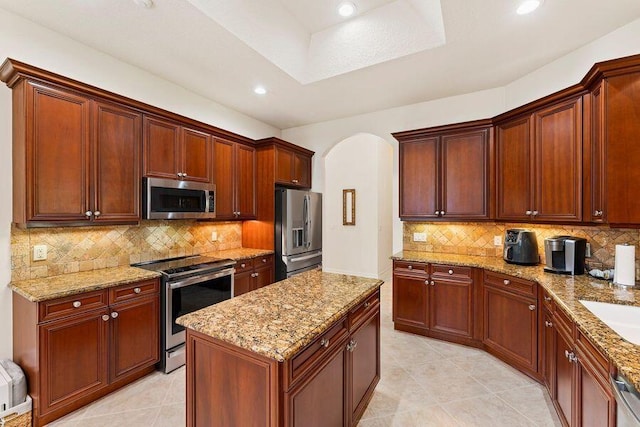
[393,250,640,390]
[10,266,161,302]
[203,248,274,261]
[177,269,383,362]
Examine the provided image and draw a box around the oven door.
[165,268,234,350]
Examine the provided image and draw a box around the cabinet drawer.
[235,259,253,274]
[252,254,273,268]
[431,264,472,281]
[109,279,159,304]
[393,260,428,275]
[39,290,108,322]
[288,318,348,388]
[349,291,380,330]
[484,271,537,297]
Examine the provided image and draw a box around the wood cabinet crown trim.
[255,136,315,156]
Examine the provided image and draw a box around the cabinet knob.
[94,211,101,217]
[565,349,570,359]
[544,296,552,302]
[364,301,370,308]
[254,272,259,277]
[262,258,267,263]
[430,280,435,286]
[503,279,510,285]
[73,301,82,308]
[183,173,188,178]
[532,210,539,216]
[424,280,429,285]
[111,312,119,319]
[435,211,440,215]
[102,315,110,321]
[441,211,445,216]
[525,210,532,215]
[545,320,553,327]
[594,210,603,217]
[240,263,246,268]
[407,265,413,270]
[320,338,329,348]
[292,179,299,184]
[134,287,141,294]
[528,304,536,311]
[448,269,453,275]
[347,339,358,352]
[85,210,93,218]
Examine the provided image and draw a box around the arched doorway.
[323,133,393,280]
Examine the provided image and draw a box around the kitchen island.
[176,269,383,427]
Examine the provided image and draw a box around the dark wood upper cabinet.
[395,122,492,221]
[583,84,606,223]
[143,116,212,183]
[273,144,313,188]
[496,97,582,222]
[213,138,256,220]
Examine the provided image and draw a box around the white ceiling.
[1,0,640,130]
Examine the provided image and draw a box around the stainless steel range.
[133,255,236,373]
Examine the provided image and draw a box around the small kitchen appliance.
[543,236,587,275]
[503,229,540,265]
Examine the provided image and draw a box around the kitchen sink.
[579,300,640,345]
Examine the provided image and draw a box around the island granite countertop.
[176,269,383,362]
[393,250,640,390]
[10,266,161,302]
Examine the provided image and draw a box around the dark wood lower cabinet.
[233,254,275,296]
[430,277,472,338]
[554,319,574,425]
[392,273,428,328]
[185,289,380,427]
[13,279,160,427]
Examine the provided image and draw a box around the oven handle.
[168,268,236,290]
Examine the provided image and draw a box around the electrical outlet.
[33,244,47,261]
[585,242,591,258]
[494,235,502,246]
[211,231,218,242]
[413,232,427,242]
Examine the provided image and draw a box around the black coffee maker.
[503,229,540,265]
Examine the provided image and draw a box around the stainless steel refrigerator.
[275,188,322,281]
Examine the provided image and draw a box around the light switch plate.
[33,244,47,261]
[493,236,502,246]
[211,231,218,242]
[413,232,427,242]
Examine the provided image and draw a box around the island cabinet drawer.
[483,271,537,297]
[393,260,428,275]
[349,291,380,330]
[252,254,273,268]
[109,279,159,303]
[285,317,349,389]
[234,259,253,274]
[38,290,108,322]
[431,264,472,281]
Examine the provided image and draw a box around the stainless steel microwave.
[143,177,216,220]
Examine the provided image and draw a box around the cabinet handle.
[347,339,358,352]
[528,304,536,311]
[525,210,532,215]
[292,179,299,184]
[111,312,119,319]
[503,279,510,285]
[102,314,110,321]
[364,301,370,308]
[545,320,553,327]
[320,338,329,348]
[73,301,82,308]
[544,296,552,302]
[407,265,413,270]
[85,210,93,218]
[570,353,578,364]
[94,211,101,217]
[532,210,539,216]
[133,287,141,294]
[448,269,453,275]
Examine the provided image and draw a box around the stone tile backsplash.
[11,220,242,280]
[403,222,640,277]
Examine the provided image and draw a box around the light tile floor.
[48,282,561,426]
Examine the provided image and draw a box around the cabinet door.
[534,97,582,222]
[349,311,380,424]
[399,138,438,219]
[483,285,537,373]
[542,310,555,392]
[234,271,253,296]
[275,147,294,184]
[213,138,235,219]
[143,116,180,180]
[496,116,532,220]
[441,129,490,219]
[577,357,615,427]
[235,144,256,219]
[430,278,473,338]
[293,153,311,188]
[27,82,91,222]
[586,85,606,222]
[181,127,212,183]
[604,73,640,224]
[392,274,428,328]
[554,325,573,426]
[286,344,346,427]
[109,295,159,381]
[93,101,141,223]
[39,309,109,415]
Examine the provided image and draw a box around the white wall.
[323,134,393,279]
[0,9,280,360]
[283,17,640,264]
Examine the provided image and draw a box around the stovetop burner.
[132,255,236,279]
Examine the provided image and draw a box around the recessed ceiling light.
[133,0,154,8]
[338,2,357,17]
[254,86,267,95]
[517,0,542,15]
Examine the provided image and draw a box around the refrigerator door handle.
[303,195,309,248]
[288,251,323,262]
